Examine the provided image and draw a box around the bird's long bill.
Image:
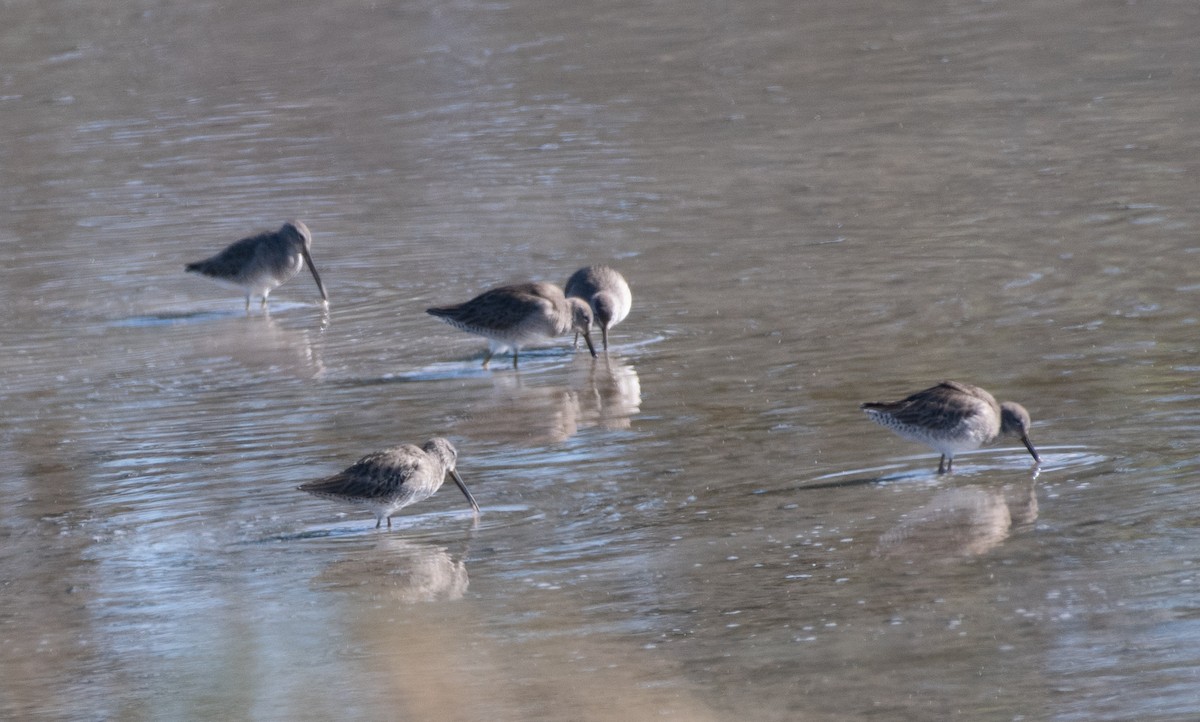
[300,246,329,303]
[581,329,597,358]
[1020,434,1041,464]
[450,469,480,515]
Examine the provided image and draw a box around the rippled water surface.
[4,0,1200,719]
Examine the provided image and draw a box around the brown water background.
[3,0,1199,719]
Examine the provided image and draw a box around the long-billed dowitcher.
[564,265,632,352]
[298,437,479,529]
[861,381,1040,473]
[186,220,328,309]
[427,281,596,368]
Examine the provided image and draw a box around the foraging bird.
[861,381,1040,473]
[186,220,328,309]
[298,437,479,529]
[427,281,596,368]
[564,265,632,352]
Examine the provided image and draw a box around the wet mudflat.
[2,0,1199,719]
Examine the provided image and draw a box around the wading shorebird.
[186,220,328,309]
[427,281,596,368]
[298,437,479,529]
[861,381,1040,473]
[564,265,632,352]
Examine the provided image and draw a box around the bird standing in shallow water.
[298,437,479,529]
[186,220,328,309]
[427,281,596,368]
[861,381,1040,473]
[564,265,632,352]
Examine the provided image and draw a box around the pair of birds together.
[184,220,634,528]
[186,221,1040,530]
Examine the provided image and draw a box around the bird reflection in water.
[314,538,469,603]
[570,355,642,432]
[456,355,642,443]
[874,478,1038,561]
[192,312,325,379]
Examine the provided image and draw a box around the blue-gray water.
[3,0,1199,719]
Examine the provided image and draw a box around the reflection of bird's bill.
[451,469,480,515]
[300,246,328,303]
[1020,434,1040,464]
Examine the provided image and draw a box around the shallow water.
[3,0,1200,719]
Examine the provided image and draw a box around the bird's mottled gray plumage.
[427,281,596,368]
[861,380,1040,473]
[186,220,327,308]
[298,437,478,529]
[564,265,632,351]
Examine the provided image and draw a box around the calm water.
[3,0,1199,719]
